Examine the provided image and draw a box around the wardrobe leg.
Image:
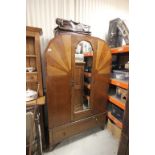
[100,123,105,130]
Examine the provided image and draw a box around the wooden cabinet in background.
[45,34,112,149]
[26,26,46,151]
[26,26,43,97]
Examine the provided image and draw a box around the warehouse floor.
[44,128,119,155]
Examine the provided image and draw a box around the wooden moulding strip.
[108,112,123,129]
[111,45,129,54]
[26,26,42,35]
[84,72,92,77]
[108,96,125,110]
[110,78,128,89]
[74,108,90,114]
[26,96,45,106]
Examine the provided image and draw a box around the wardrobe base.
[48,112,106,149]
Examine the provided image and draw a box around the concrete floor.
[44,128,119,155]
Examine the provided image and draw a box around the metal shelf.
[108,112,123,129]
[110,78,128,89]
[111,45,129,54]
[108,95,125,110]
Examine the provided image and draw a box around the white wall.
[27,0,128,52]
[26,0,129,89]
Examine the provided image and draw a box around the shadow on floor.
[52,127,103,150]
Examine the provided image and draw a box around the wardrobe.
[45,34,112,148]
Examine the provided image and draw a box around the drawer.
[26,73,38,82]
[49,113,106,145]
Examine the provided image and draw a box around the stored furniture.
[45,34,112,149]
[26,26,45,153]
[26,26,43,98]
[26,104,42,155]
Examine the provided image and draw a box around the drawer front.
[49,113,106,145]
[26,73,38,82]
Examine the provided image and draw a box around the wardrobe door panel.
[71,36,97,120]
[46,35,72,128]
[92,39,112,114]
[73,63,84,112]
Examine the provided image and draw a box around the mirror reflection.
[74,41,94,112]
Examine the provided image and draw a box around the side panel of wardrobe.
[91,39,112,114]
[46,35,72,128]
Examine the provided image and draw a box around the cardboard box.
[106,119,122,139]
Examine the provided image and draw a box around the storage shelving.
[111,45,129,54]
[26,26,44,98]
[81,53,93,111]
[108,95,125,110]
[108,45,129,128]
[110,78,128,89]
[108,112,123,129]
[26,26,46,151]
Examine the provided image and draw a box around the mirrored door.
[73,41,94,113]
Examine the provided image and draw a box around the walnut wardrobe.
[45,34,112,148]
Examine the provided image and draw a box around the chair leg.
[28,115,35,155]
[35,113,43,155]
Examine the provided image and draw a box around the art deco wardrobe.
[45,34,112,148]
